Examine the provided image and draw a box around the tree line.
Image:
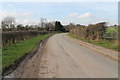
[1,16,66,32]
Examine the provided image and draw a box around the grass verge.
[2,33,56,69]
[68,33,118,51]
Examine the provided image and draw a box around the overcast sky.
[0,2,118,25]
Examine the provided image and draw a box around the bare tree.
[47,22,54,31]
[2,16,16,29]
[40,17,47,27]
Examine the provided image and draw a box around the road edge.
[65,34,118,62]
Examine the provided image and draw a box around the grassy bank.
[2,33,56,69]
[68,33,118,51]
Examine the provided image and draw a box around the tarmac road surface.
[38,33,118,78]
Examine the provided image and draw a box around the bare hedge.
[2,31,53,47]
[70,22,106,41]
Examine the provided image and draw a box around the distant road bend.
[18,33,118,78]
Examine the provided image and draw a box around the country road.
[8,33,118,78]
[38,33,118,78]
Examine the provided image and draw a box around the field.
[68,33,118,51]
[2,33,56,69]
[106,27,119,33]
